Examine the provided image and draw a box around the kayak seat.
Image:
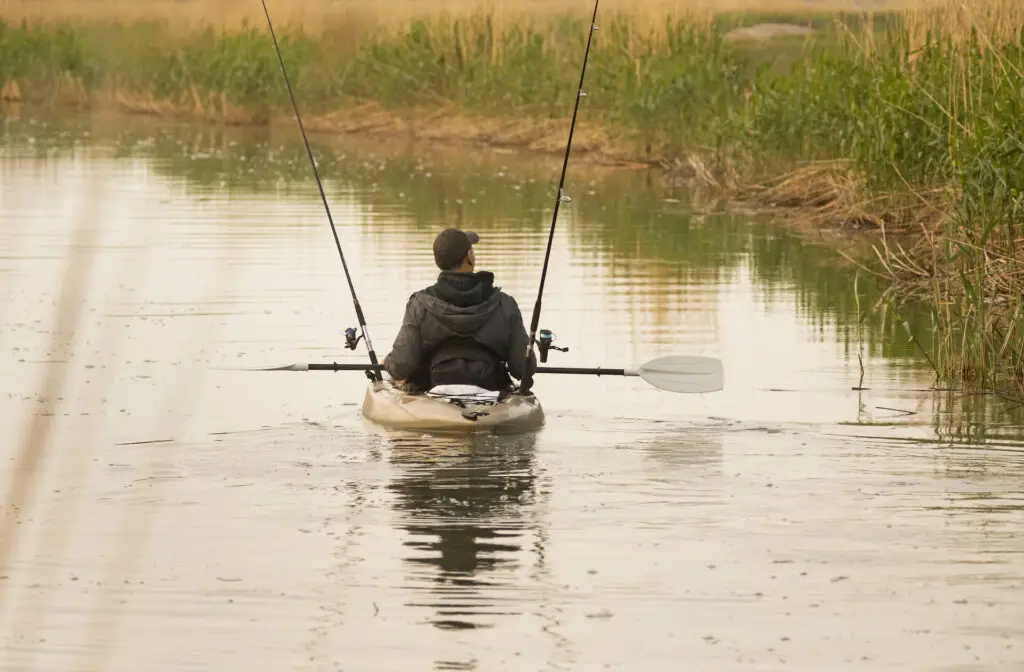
[426,384,501,402]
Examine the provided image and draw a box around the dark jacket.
[382,271,537,392]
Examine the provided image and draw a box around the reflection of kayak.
[361,380,544,433]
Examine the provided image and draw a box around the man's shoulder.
[402,286,435,314]
[492,288,525,313]
[408,285,437,301]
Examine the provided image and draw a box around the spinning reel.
[344,327,377,381]
[344,327,363,351]
[535,329,569,363]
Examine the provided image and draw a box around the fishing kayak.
[360,379,544,433]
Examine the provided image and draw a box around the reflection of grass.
[839,384,1024,446]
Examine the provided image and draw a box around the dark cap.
[433,228,479,270]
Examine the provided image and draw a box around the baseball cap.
[433,228,480,270]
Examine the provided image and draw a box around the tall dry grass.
[0,0,955,56]
[0,0,915,26]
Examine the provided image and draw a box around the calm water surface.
[1,111,1023,671]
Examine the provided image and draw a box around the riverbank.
[2,0,1022,397]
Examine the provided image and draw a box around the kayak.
[360,379,544,433]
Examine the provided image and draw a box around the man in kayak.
[381,227,537,393]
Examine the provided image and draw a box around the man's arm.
[382,294,424,381]
[503,295,537,384]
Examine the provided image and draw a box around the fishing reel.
[536,329,569,363]
[344,327,363,351]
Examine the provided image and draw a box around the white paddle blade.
[633,355,724,394]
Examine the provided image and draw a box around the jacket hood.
[433,270,496,306]
[419,271,502,336]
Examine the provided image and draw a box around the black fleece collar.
[432,270,497,307]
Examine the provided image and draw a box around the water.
[1,110,1023,671]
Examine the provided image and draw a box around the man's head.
[433,228,479,272]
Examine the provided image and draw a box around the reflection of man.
[381,228,537,393]
[388,434,541,630]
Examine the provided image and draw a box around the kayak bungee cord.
[260,0,383,382]
[521,0,600,395]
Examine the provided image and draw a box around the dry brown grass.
[0,0,934,36]
[111,89,260,125]
[302,101,628,161]
[0,0,902,24]
[901,0,1024,50]
[7,0,1020,69]
[740,161,948,231]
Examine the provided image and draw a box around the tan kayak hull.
[360,380,544,433]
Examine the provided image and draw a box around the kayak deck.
[361,380,544,433]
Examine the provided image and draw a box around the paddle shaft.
[522,0,600,393]
[260,0,383,382]
[534,366,635,377]
[284,363,635,376]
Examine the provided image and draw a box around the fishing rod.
[521,0,600,394]
[259,0,383,381]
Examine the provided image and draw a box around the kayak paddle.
[214,355,724,394]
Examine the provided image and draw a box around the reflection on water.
[625,421,725,474]
[378,421,729,636]
[386,431,541,631]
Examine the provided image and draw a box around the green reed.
[0,19,94,86]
